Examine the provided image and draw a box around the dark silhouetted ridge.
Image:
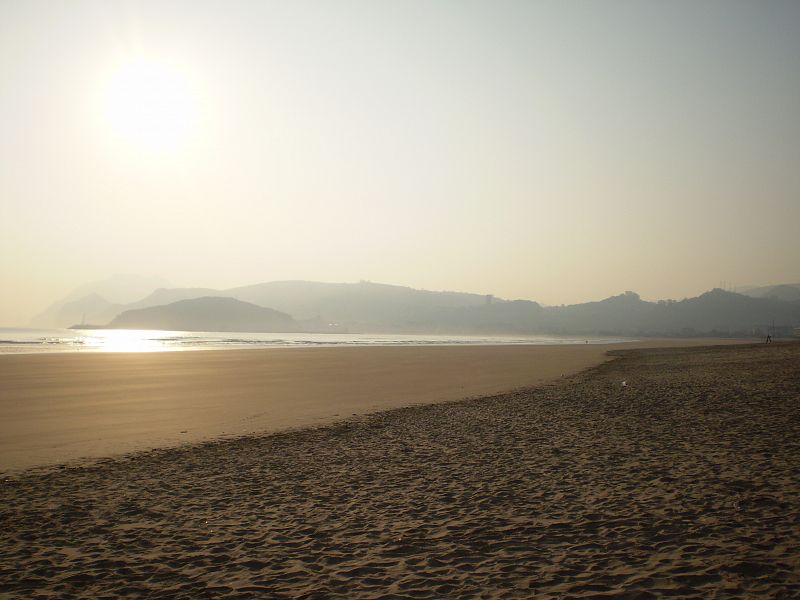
[108,297,297,333]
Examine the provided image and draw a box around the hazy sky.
[2,0,798,325]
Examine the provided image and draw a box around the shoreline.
[0,328,755,356]
[0,339,747,473]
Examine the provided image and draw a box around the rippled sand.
[1,343,798,598]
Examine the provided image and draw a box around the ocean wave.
[0,329,629,354]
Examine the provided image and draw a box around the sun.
[102,58,197,152]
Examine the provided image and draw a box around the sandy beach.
[0,343,614,472]
[2,341,797,597]
[0,339,738,473]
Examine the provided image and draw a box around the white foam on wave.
[0,328,628,354]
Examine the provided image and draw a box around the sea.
[0,328,628,354]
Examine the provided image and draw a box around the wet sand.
[0,339,738,472]
[2,342,797,598]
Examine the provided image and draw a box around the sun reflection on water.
[82,330,174,353]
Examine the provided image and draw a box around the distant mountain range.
[738,283,800,302]
[37,276,800,338]
[35,279,493,331]
[29,274,171,328]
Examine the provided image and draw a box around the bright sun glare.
[103,58,196,151]
[86,330,172,353]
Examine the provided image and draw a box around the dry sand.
[2,341,797,598]
[0,339,738,472]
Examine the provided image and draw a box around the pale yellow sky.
[1,1,798,325]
